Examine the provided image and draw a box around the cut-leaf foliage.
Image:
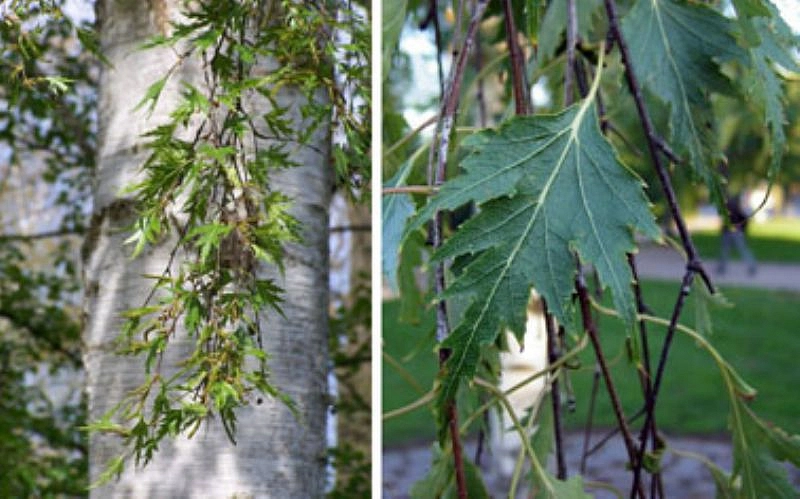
[743,5,800,187]
[729,396,800,498]
[731,0,771,47]
[383,159,416,290]
[621,0,746,203]
[538,0,602,63]
[533,474,591,499]
[410,444,489,499]
[408,89,660,421]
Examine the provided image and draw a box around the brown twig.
[382,185,439,195]
[577,271,645,499]
[473,3,488,128]
[501,0,529,115]
[629,253,665,496]
[427,2,490,497]
[564,0,578,106]
[602,2,715,495]
[602,0,711,293]
[544,301,567,479]
[579,365,601,474]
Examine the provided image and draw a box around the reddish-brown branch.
[564,0,578,106]
[501,0,529,115]
[544,302,567,479]
[603,2,716,494]
[576,273,645,498]
[382,185,439,195]
[426,2,490,497]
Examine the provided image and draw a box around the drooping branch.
[602,1,716,495]
[629,253,665,496]
[0,228,81,241]
[501,0,529,115]
[576,271,646,499]
[602,0,712,293]
[382,185,439,195]
[543,301,567,479]
[564,0,578,105]
[425,2,490,496]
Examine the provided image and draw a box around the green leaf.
[729,397,800,498]
[398,231,426,324]
[742,6,800,189]
[621,0,747,203]
[533,474,591,499]
[530,394,555,463]
[409,444,490,499]
[134,77,168,114]
[42,76,73,95]
[538,0,602,62]
[693,281,731,338]
[731,0,771,47]
[77,27,112,66]
[409,86,660,411]
[526,0,546,45]
[382,158,415,291]
[90,455,125,489]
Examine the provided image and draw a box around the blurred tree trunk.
[83,1,331,496]
[337,201,371,454]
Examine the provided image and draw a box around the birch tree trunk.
[338,201,371,454]
[83,1,331,496]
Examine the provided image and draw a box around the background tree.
[1,1,95,494]
[1,0,369,496]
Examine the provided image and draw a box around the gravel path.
[383,431,800,498]
[634,243,800,292]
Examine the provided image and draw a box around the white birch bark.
[83,1,331,496]
[491,293,549,481]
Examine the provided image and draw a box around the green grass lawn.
[690,217,800,263]
[383,280,800,445]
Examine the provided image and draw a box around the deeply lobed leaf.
[621,0,746,203]
[409,94,660,415]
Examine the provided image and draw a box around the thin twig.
[428,2,490,497]
[576,271,645,499]
[632,270,695,497]
[586,407,646,459]
[602,2,715,495]
[0,228,81,241]
[654,135,681,165]
[473,0,488,128]
[579,365,600,474]
[382,185,439,195]
[602,0,712,294]
[329,224,370,232]
[565,0,578,106]
[447,401,467,499]
[502,0,529,115]
[629,253,665,497]
[544,301,567,479]
[383,115,437,159]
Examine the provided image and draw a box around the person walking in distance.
[717,193,757,275]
